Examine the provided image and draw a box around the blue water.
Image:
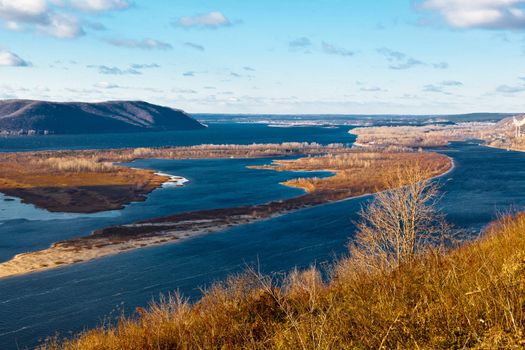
[0,123,354,152]
[0,158,329,263]
[1,126,525,349]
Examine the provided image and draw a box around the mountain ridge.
[0,100,205,135]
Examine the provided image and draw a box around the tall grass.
[263,151,451,197]
[35,157,115,173]
[41,213,525,349]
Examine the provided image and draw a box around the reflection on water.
[0,193,120,222]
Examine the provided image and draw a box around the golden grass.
[0,152,453,279]
[35,157,115,173]
[0,143,347,212]
[254,151,451,198]
[41,212,525,349]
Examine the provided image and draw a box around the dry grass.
[0,143,449,213]
[61,142,346,163]
[351,121,525,155]
[0,154,453,279]
[0,152,165,213]
[35,157,115,173]
[41,211,525,349]
[0,143,349,212]
[489,136,525,152]
[351,123,495,149]
[254,151,451,198]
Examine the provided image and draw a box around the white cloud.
[39,12,84,38]
[129,63,159,69]
[0,0,49,35]
[322,41,354,57]
[433,62,449,69]
[0,49,31,67]
[0,0,48,21]
[4,21,22,30]
[377,48,424,70]
[496,84,525,93]
[377,47,449,70]
[420,0,525,29]
[289,37,312,49]
[184,42,205,51]
[0,0,130,38]
[107,38,172,50]
[94,81,120,89]
[69,0,131,12]
[87,64,140,75]
[441,80,463,86]
[173,11,232,28]
[422,80,463,94]
[360,86,387,92]
[87,63,160,75]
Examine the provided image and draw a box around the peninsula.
[0,143,344,213]
[0,148,451,278]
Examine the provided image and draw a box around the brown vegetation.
[350,164,453,272]
[0,150,451,278]
[351,120,525,155]
[41,174,525,349]
[488,134,525,152]
[351,123,494,149]
[253,151,451,198]
[0,143,344,213]
[0,152,165,213]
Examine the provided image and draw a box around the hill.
[496,114,525,127]
[0,100,205,135]
[42,214,525,349]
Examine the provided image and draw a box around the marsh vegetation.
[0,143,346,212]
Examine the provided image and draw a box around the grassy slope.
[43,213,525,349]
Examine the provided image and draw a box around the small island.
[0,143,344,213]
[0,147,451,279]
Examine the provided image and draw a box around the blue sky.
[1,0,525,114]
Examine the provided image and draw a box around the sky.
[1,0,525,114]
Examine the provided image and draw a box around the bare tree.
[350,162,451,271]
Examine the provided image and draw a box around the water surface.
[0,124,354,152]
[1,137,525,349]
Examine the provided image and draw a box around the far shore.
[348,120,525,155]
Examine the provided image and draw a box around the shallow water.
[1,133,525,348]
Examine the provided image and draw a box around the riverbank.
[349,123,495,149]
[0,153,168,213]
[0,150,451,279]
[349,120,525,155]
[0,143,343,213]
